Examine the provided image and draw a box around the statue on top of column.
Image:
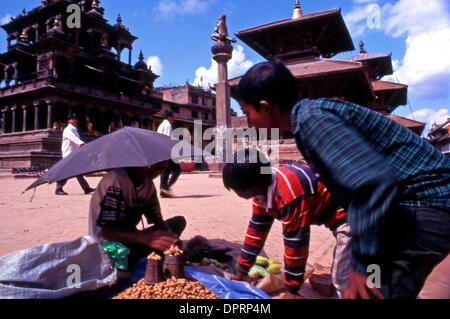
[211,14,236,44]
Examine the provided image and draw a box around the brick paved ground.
[0,174,448,298]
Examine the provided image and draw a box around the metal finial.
[360,40,368,54]
[292,0,303,19]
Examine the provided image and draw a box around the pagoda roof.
[1,0,72,33]
[371,80,408,109]
[287,59,364,78]
[346,53,393,79]
[236,8,354,60]
[389,115,425,135]
[372,80,407,92]
[230,59,368,85]
[229,59,375,105]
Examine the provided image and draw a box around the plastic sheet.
[185,266,271,300]
[0,236,117,299]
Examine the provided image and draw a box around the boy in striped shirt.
[223,149,350,298]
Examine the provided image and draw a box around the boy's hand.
[230,272,251,282]
[140,229,179,251]
[343,268,384,299]
[230,272,259,285]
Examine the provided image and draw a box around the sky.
[1,0,449,135]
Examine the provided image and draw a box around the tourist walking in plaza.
[55,114,95,196]
[157,110,181,198]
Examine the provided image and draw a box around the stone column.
[1,109,6,134]
[12,63,19,83]
[46,102,53,129]
[11,106,17,132]
[4,66,10,87]
[48,54,56,77]
[33,24,39,42]
[22,105,28,131]
[34,103,40,130]
[211,15,235,171]
[128,48,132,65]
[117,43,122,62]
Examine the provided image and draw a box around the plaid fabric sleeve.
[237,202,274,274]
[144,191,164,226]
[96,186,127,229]
[294,105,398,274]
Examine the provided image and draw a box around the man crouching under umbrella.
[88,161,186,270]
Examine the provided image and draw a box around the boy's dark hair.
[222,149,272,193]
[235,60,299,112]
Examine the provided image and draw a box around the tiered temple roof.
[230,1,410,115]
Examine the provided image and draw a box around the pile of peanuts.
[164,245,183,256]
[113,277,219,299]
[147,252,162,261]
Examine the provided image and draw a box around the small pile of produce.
[147,252,162,261]
[248,256,281,279]
[164,245,183,257]
[113,278,219,299]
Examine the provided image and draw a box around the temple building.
[428,119,450,157]
[0,0,215,168]
[230,1,424,141]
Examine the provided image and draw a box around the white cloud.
[343,1,383,37]
[345,0,450,101]
[344,6,370,37]
[383,0,448,38]
[408,108,449,135]
[383,0,450,100]
[154,0,216,19]
[193,45,254,88]
[1,14,12,26]
[147,56,164,76]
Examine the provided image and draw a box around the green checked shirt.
[291,98,450,273]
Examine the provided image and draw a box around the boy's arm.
[295,106,398,275]
[237,202,274,275]
[281,203,311,295]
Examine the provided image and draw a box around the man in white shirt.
[157,110,181,198]
[56,114,95,196]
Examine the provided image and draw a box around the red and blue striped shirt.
[237,164,347,294]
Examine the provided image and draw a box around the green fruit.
[249,265,268,279]
[267,262,281,274]
[256,256,269,267]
